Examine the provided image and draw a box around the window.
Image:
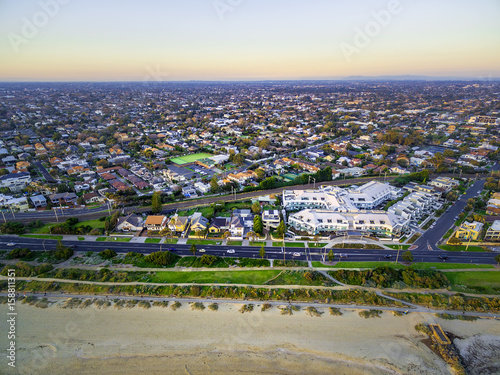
[370,220,375,224]
[380,221,385,224]
[337,220,343,223]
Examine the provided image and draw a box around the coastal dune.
[1,301,499,375]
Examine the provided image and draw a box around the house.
[208,217,231,234]
[455,221,484,241]
[429,177,459,192]
[262,209,281,229]
[0,194,29,212]
[83,192,102,204]
[168,214,189,233]
[30,194,47,208]
[0,172,32,192]
[48,192,78,206]
[190,212,209,232]
[484,220,500,242]
[229,215,245,237]
[145,215,167,231]
[116,214,144,232]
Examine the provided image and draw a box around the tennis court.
[170,152,212,165]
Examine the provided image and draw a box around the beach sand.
[1,300,499,375]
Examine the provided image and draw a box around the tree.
[495,254,500,267]
[190,244,197,256]
[313,234,321,247]
[259,245,266,260]
[276,220,286,239]
[251,201,261,214]
[151,191,162,214]
[210,175,219,193]
[253,215,263,235]
[77,196,85,206]
[402,251,413,263]
[246,231,257,243]
[448,236,462,246]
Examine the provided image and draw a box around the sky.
[0,0,499,81]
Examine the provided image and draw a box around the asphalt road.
[33,161,57,183]
[414,179,486,250]
[1,235,497,265]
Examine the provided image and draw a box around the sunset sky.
[1,0,499,81]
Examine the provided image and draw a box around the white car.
[226,249,235,254]
[293,252,301,257]
[7,243,15,246]
[199,249,206,253]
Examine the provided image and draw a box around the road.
[1,235,497,265]
[33,161,57,183]
[414,179,485,250]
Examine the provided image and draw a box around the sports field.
[170,152,212,165]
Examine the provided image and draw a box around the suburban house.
[189,212,209,232]
[0,172,32,192]
[83,192,102,204]
[49,192,78,206]
[30,194,47,208]
[262,209,281,229]
[484,220,500,242]
[116,214,144,232]
[429,177,459,192]
[145,215,167,232]
[229,209,254,237]
[455,221,484,241]
[208,217,231,234]
[168,214,189,233]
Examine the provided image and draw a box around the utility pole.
[54,208,58,222]
[1,211,5,223]
[396,245,401,264]
[9,206,15,219]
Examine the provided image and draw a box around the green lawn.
[266,271,333,286]
[445,271,500,294]
[272,242,305,247]
[96,237,132,242]
[186,239,222,245]
[19,234,63,240]
[227,240,242,246]
[78,237,85,241]
[170,152,212,165]
[148,270,281,284]
[308,243,328,248]
[386,245,411,250]
[145,238,161,244]
[321,261,406,269]
[249,241,266,247]
[30,217,107,234]
[176,256,230,268]
[439,245,489,252]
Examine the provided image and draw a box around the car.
[226,249,235,254]
[199,248,206,253]
[439,255,448,260]
[7,243,15,246]
[383,254,392,259]
[293,252,301,257]
[339,254,348,258]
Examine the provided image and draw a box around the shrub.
[208,303,219,311]
[7,248,32,259]
[54,247,74,261]
[171,301,182,310]
[328,307,343,316]
[359,309,382,319]
[239,304,254,313]
[261,303,272,311]
[144,251,177,266]
[191,302,205,311]
[305,306,323,317]
[200,254,218,266]
[99,249,117,260]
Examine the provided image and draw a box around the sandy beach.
[1,300,499,375]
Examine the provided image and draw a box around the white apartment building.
[289,209,409,237]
